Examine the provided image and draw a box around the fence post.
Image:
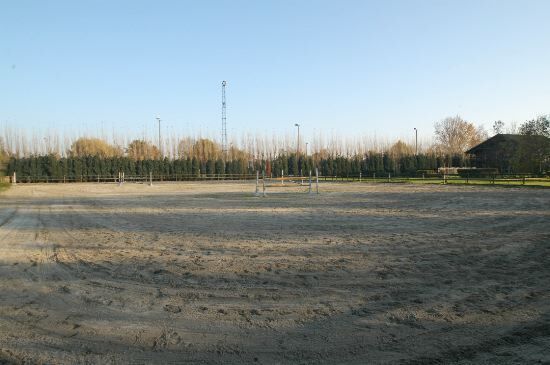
[359,172,362,182]
[308,170,312,194]
[150,171,153,186]
[316,168,319,194]
[255,171,260,196]
[281,170,284,185]
[12,172,16,185]
[262,171,266,197]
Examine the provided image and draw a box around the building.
[466,134,550,174]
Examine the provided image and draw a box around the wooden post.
[315,168,319,194]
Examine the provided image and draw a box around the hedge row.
[6,153,468,180]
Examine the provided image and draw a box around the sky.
[2,0,550,144]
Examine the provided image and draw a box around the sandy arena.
[0,182,549,364]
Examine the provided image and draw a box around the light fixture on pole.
[294,123,300,156]
[156,117,161,157]
[413,127,418,156]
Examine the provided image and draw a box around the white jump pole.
[308,170,312,195]
[315,168,319,194]
[150,171,153,186]
[262,171,266,197]
[255,171,260,196]
[12,172,16,185]
[281,170,284,186]
[359,172,362,182]
[118,172,121,186]
[122,172,125,184]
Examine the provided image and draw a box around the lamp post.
[305,142,308,157]
[294,123,301,176]
[294,123,300,156]
[156,117,161,157]
[413,127,418,155]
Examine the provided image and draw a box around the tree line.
[5,151,468,181]
[1,115,548,179]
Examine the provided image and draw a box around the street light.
[156,117,161,157]
[294,123,300,156]
[413,127,418,156]
[294,123,301,176]
[305,142,308,157]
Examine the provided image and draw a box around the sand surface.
[0,182,549,364]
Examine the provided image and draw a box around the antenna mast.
[221,80,228,160]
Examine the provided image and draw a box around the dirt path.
[0,182,549,364]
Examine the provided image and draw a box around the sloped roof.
[466,134,550,154]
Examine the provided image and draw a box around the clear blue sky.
[2,0,550,142]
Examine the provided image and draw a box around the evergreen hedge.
[6,153,467,181]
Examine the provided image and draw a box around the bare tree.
[177,137,196,159]
[69,137,122,158]
[506,122,518,134]
[492,120,505,135]
[127,140,160,160]
[434,116,487,155]
[193,138,221,162]
[388,140,414,158]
